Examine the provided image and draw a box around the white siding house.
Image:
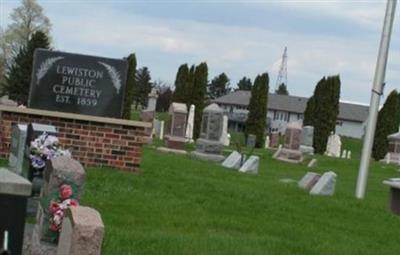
[213,91,369,139]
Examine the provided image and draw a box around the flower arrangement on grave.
[29,132,71,169]
[45,183,79,242]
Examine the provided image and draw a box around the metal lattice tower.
[275,47,288,91]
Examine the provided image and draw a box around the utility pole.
[275,47,288,92]
[356,0,397,199]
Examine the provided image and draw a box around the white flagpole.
[356,0,397,199]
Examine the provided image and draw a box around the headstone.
[185,104,195,143]
[247,134,256,148]
[0,168,32,255]
[307,158,317,168]
[279,178,296,183]
[272,144,282,159]
[159,120,164,140]
[310,171,337,196]
[325,132,341,158]
[299,126,314,155]
[298,172,321,190]
[221,151,242,169]
[57,206,104,255]
[384,132,400,164]
[270,132,279,147]
[9,124,28,175]
[140,89,158,122]
[264,135,270,149]
[239,156,259,174]
[275,122,303,163]
[347,150,351,159]
[220,115,228,146]
[28,49,128,118]
[191,104,225,162]
[225,133,231,147]
[36,156,86,244]
[153,119,161,138]
[341,150,347,158]
[163,103,187,151]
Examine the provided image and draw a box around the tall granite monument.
[28,49,128,118]
[191,104,225,162]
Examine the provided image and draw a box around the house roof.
[213,90,369,123]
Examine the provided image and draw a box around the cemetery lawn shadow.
[81,137,400,255]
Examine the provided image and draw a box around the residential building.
[213,90,369,139]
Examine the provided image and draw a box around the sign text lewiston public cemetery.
[28,49,128,118]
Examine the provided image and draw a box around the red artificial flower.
[49,222,60,232]
[49,201,61,214]
[69,199,79,207]
[60,184,73,200]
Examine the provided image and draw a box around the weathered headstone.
[141,88,158,122]
[221,151,242,169]
[325,132,341,158]
[270,132,279,147]
[384,132,400,164]
[276,122,303,163]
[28,49,128,118]
[0,168,32,255]
[0,95,17,106]
[307,158,317,168]
[57,206,104,255]
[220,115,228,146]
[9,124,28,175]
[272,144,282,159]
[247,134,256,148]
[163,103,187,152]
[298,172,321,190]
[36,156,85,244]
[239,156,259,174]
[264,135,270,149]
[191,104,225,162]
[185,104,195,143]
[347,150,351,159]
[310,171,337,196]
[341,150,347,158]
[225,133,231,146]
[299,126,314,155]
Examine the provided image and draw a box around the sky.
[1,0,399,104]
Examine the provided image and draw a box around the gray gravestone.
[192,104,225,162]
[239,156,259,174]
[247,134,256,148]
[28,49,128,118]
[298,172,321,190]
[9,124,28,175]
[310,171,337,196]
[57,206,104,255]
[300,126,314,147]
[222,151,242,169]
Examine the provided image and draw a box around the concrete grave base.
[157,146,187,155]
[276,149,303,164]
[23,224,57,255]
[165,136,186,150]
[300,145,314,155]
[191,151,225,162]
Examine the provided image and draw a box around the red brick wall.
[0,111,147,171]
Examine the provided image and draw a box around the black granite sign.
[28,49,128,118]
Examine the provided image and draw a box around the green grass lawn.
[80,138,400,255]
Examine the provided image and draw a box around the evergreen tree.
[245,72,269,148]
[236,76,252,91]
[312,75,341,154]
[372,90,400,160]
[303,96,315,126]
[275,83,289,95]
[156,87,173,112]
[172,64,189,103]
[134,66,152,108]
[192,62,208,139]
[208,72,230,99]
[122,53,136,119]
[4,30,49,104]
